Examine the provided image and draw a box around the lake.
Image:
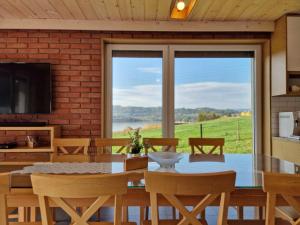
[113,121,161,132]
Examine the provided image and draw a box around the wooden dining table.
[1,153,300,221]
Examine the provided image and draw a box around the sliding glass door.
[105,44,261,154]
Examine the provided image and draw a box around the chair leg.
[140,206,145,225]
[172,207,176,219]
[30,207,36,222]
[122,206,128,222]
[237,206,244,219]
[201,209,206,219]
[145,206,149,220]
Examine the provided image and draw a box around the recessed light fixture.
[176,0,186,11]
[171,0,197,20]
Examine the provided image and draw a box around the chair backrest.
[31,173,128,225]
[95,138,131,154]
[0,173,9,225]
[263,172,300,225]
[53,138,91,155]
[145,171,236,225]
[143,138,178,154]
[124,156,148,182]
[189,138,225,155]
[51,154,90,162]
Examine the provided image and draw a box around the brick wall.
[0,30,270,141]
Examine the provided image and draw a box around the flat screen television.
[0,63,51,114]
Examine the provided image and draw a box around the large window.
[105,44,261,154]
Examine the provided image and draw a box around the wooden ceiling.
[0,0,299,21]
[0,0,299,31]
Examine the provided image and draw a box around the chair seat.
[143,219,208,225]
[228,218,290,225]
[277,206,300,221]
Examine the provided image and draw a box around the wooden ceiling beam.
[0,19,275,31]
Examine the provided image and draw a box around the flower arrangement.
[128,127,143,154]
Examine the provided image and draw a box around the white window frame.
[105,44,262,154]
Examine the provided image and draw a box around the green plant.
[128,127,143,154]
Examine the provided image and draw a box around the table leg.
[0,194,8,225]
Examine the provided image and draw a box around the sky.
[112,57,252,109]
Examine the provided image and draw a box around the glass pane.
[112,54,163,143]
[174,56,253,153]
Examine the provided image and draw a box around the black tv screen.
[0,63,51,114]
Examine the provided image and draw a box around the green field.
[113,116,253,154]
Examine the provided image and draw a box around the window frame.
[105,44,262,154]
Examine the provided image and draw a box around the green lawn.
[113,116,253,154]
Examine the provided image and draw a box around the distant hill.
[113,105,249,122]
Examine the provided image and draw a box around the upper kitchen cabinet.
[272,15,300,96]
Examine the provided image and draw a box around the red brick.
[8,32,28,37]
[71,43,91,49]
[0,37,17,42]
[70,65,90,71]
[70,32,91,38]
[55,92,80,98]
[70,76,90,82]
[71,109,90,114]
[1,49,17,53]
[28,32,49,38]
[60,59,80,65]
[60,38,80,43]
[71,54,90,60]
[39,48,59,54]
[55,97,69,103]
[55,87,70,92]
[81,38,99,43]
[28,43,49,48]
[55,81,80,87]
[60,49,80,54]
[81,60,99,66]
[7,43,27,48]
[49,53,69,60]
[81,82,100,87]
[70,87,90,92]
[39,37,59,43]
[53,76,69,81]
[49,119,69,125]
[18,48,38,54]
[81,49,100,54]
[18,37,38,43]
[50,43,69,49]
[6,53,28,59]
[70,97,90,103]
[28,54,48,59]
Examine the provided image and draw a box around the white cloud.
[113,82,251,109]
[137,67,162,74]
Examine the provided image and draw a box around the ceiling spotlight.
[176,0,186,11]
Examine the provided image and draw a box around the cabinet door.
[287,16,300,71]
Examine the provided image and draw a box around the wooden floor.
[24,206,256,225]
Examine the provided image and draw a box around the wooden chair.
[53,138,91,155]
[0,173,39,225]
[31,173,135,225]
[144,170,236,225]
[95,138,131,154]
[189,138,225,155]
[143,138,178,154]
[229,172,300,225]
[123,156,148,224]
